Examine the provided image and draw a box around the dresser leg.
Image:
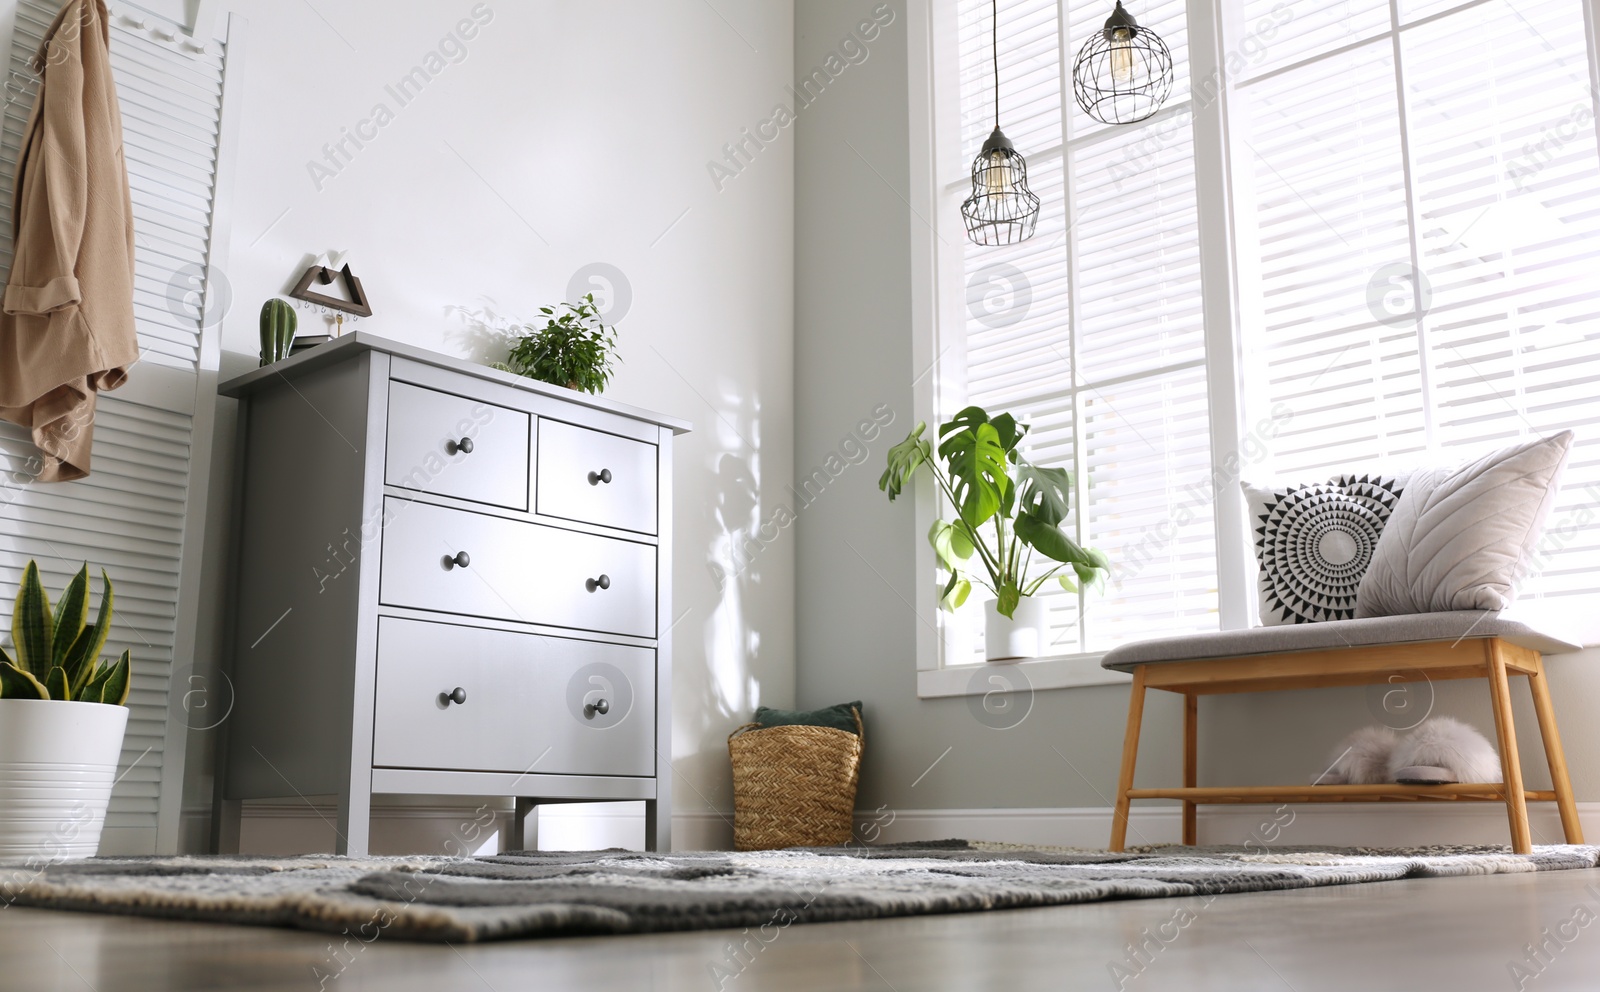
[512,799,539,853]
[336,788,371,857]
[645,799,670,853]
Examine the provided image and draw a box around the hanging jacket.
[0,0,138,482]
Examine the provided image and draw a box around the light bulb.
[984,150,1015,191]
[1109,26,1134,84]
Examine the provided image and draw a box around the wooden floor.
[6,867,1600,990]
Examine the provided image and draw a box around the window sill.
[916,653,1129,699]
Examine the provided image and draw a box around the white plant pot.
[985,596,1049,662]
[0,699,129,859]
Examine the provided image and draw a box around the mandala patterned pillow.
[1241,473,1411,625]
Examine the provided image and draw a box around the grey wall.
[792,0,1600,821]
[793,0,1152,813]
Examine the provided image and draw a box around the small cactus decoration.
[259,298,298,366]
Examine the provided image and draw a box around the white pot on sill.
[984,596,1049,663]
[0,699,129,859]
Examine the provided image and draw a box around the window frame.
[909,0,1250,696]
[909,0,1600,697]
[1226,0,1600,637]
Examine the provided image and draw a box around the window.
[922,0,1600,671]
[936,0,1217,659]
[1236,0,1600,601]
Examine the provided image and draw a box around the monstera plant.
[0,561,133,860]
[0,562,130,704]
[880,407,1108,660]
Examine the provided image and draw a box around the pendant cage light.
[1072,0,1174,126]
[960,0,1040,246]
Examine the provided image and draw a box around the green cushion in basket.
[752,701,862,736]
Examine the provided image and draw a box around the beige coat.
[0,0,138,482]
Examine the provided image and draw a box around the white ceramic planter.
[0,699,129,859]
[984,596,1050,662]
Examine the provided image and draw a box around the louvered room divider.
[0,0,240,853]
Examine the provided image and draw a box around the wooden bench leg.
[1527,655,1584,845]
[1183,693,1197,846]
[1110,666,1148,852]
[1486,643,1533,854]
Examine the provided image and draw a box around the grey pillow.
[1242,473,1411,624]
[1355,432,1574,617]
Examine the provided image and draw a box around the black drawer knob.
[448,437,475,455]
[585,698,610,717]
[444,551,471,569]
[442,687,467,706]
[588,469,613,485]
[586,574,611,592]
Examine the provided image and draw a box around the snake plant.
[0,561,130,705]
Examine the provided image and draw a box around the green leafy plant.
[495,294,619,394]
[0,561,130,705]
[879,406,1109,619]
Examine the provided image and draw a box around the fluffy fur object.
[1319,726,1400,785]
[1387,716,1502,785]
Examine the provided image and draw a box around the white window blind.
[1235,0,1600,602]
[947,0,1218,656]
[0,0,234,852]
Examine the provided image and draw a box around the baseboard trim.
[179,801,1600,854]
[846,802,1600,849]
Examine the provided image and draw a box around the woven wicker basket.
[728,707,864,851]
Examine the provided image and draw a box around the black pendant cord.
[991,0,999,128]
[962,0,1040,245]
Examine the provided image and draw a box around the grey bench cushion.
[1100,611,1581,673]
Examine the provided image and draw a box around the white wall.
[173,0,797,848]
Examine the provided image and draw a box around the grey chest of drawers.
[214,335,688,856]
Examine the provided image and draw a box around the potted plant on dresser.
[0,562,132,858]
[493,292,620,394]
[880,407,1109,662]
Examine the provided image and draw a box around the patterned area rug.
[3,842,1596,943]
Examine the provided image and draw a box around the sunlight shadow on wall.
[444,299,520,366]
[681,380,775,764]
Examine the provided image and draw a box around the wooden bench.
[1098,611,1584,854]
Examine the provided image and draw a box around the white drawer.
[536,419,657,534]
[386,382,530,510]
[372,618,654,776]
[379,499,656,638]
